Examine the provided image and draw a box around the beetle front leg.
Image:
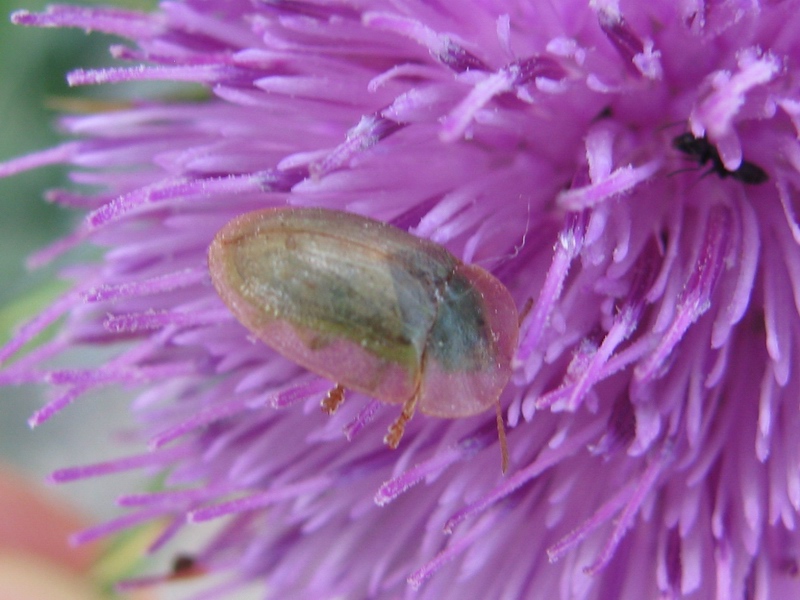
[384,393,419,449]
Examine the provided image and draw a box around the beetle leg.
[321,383,345,414]
[384,393,419,449]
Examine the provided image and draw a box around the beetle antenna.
[666,165,702,178]
[657,120,687,132]
[496,401,509,474]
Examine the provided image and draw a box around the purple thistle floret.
[3,0,800,598]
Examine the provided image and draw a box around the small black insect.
[168,554,205,580]
[672,132,768,185]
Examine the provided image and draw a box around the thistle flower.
[2,0,799,598]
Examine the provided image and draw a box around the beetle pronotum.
[209,207,518,470]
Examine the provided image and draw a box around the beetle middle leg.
[321,383,346,414]
[384,393,419,449]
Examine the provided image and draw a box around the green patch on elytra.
[260,243,434,369]
[287,285,426,371]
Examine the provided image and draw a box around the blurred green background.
[0,0,151,514]
[0,3,248,597]
[0,0,97,306]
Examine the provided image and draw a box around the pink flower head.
[2,0,800,598]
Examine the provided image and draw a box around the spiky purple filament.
[2,1,800,599]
